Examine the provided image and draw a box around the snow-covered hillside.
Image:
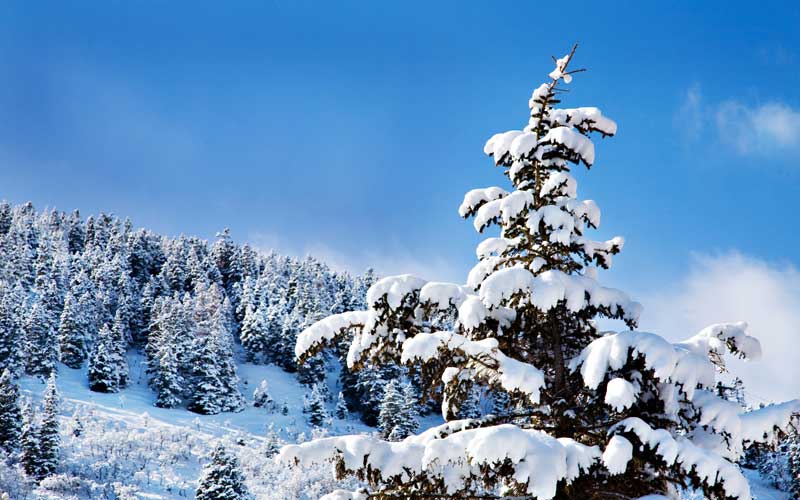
[6,353,374,499]
[4,357,793,500]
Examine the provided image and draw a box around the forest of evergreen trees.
[0,199,416,425]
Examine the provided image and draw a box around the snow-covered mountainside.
[6,353,373,499]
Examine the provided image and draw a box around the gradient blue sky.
[3,2,800,362]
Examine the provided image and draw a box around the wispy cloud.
[674,84,704,140]
[636,252,800,404]
[716,101,800,154]
[676,85,800,157]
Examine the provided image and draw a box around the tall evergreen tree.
[377,379,404,440]
[239,299,270,363]
[188,284,244,414]
[353,366,388,427]
[37,373,60,478]
[111,309,130,388]
[397,381,420,439]
[0,369,22,454]
[20,399,39,477]
[195,444,252,500]
[24,301,58,376]
[0,283,24,375]
[152,335,184,408]
[88,324,119,393]
[66,209,85,254]
[0,200,11,236]
[281,48,800,500]
[58,280,96,369]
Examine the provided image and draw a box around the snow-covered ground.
[7,353,792,500]
[742,468,795,500]
[10,353,370,499]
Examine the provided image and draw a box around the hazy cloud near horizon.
[638,251,800,404]
[257,234,800,404]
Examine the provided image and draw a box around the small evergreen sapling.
[304,384,328,428]
[252,380,273,409]
[335,391,349,420]
[195,443,252,500]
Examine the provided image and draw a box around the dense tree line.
[0,200,399,424]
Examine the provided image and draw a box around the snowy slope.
[10,353,371,499]
[743,468,796,500]
[8,354,792,500]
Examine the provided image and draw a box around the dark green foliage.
[88,324,119,393]
[195,444,252,500]
[37,373,60,478]
[0,369,22,454]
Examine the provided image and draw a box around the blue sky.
[1,2,800,397]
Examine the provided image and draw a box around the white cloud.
[716,101,800,154]
[675,84,703,140]
[676,85,800,157]
[636,252,800,404]
[247,231,464,283]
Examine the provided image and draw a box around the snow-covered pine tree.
[456,385,482,420]
[304,384,328,428]
[252,380,273,409]
[24,300,58,376]
[187,283,245,414]
[377,379,404,440]
[152,335,184,408]
[788,429,800,499]
[263,424,282,457]
[0,283,24,375]
[187,330,225,415]
[111,308,130,388]
[37,372,60,478]
[280,46,800,500]
[58,270,96,369]
[88,324,119,393]
[20,398,39,477]
[240,296,270,363]
[351,365,389,427]
[195,443,252,500]
[335,391,349,420]
[66,209,85,254]
[0,369,22,454]
[396,381,420,439]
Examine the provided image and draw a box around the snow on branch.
[419,282,472,311]
[473,190,533,232]
[479,267,641,323]
[738,399,800,444]
[458,186,509,218]
[401,332,545,403]
[676,322,762,365]
[548,107,618,137]
[366,274,428,310]
[609,417,751,500]
[278,423,601,499]
[569,330,718,399]
[295,310,375,361]
[538,126,596,167]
